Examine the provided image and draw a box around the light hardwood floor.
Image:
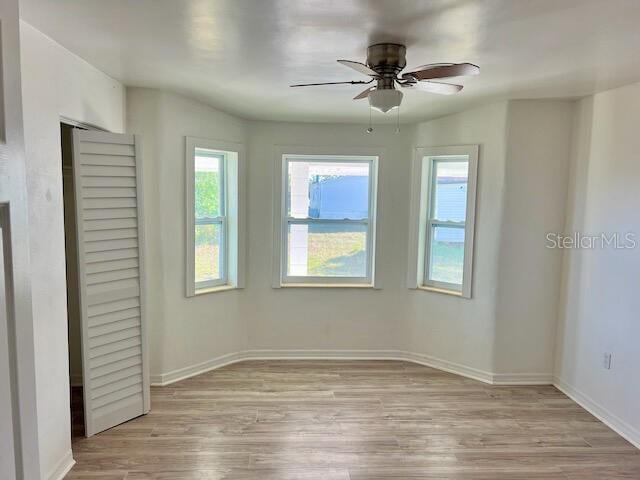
[67,360,640,479]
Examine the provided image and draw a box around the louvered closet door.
[72,130,150,437]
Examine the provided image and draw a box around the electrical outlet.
[603,353,612,370]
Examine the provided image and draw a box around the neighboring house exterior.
[433,178,467,243]
[309,175,466,243]
[309,175,369,219]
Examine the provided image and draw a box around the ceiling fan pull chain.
[367,104,373,133]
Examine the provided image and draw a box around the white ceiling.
[20,0,640,123]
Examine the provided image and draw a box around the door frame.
[0,207,20,479]
[60,119,100,437]
[1,0,44,477]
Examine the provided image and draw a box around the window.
[185,137,244,296]
[408,145,478,297]
[274,152,379,286]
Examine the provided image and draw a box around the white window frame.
[185,137,245,296]
[272,148,381,288]
[407,145,478,298]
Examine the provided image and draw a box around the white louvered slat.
[86,258,138,274]
[84,228,138,242]
[73,130,149,437]
[80,155,136,167]
[93,365,142,398]
[82,176,136,188]
[91,355,142,380]
[89,336,141,360]
[92,365,143,390]
[88,326,141,349]
[84,197,137,209]
[87,297,139,317]
[87,267,139,285]
[83,208,137,220]
[92,374,142,401]
[85,237,138,253]
[87,307,140,328]
[82,187,137,198]
[89,317,141,339]
[92,384,142,408]
[84,218,138,232]
[86,283,139,306]
[85,247,138,264]
[90,345,142,369]
[79,142,135,156]
[81,165,136,177]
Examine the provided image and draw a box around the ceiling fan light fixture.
[368,89,403,113]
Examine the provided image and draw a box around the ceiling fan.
[291,43,479,113]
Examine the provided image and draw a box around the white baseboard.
[150,349,551,387]
[48,449,75,480]
[399,350,495,384]
[493,372,554,385]
[150,350,247,385]
[246,348,408,362]
[554,376,640,450]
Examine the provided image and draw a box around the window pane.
[195,224,222,282]
[287,161,370,220]
[432,159,468,222]
[428,226,465,285]
[195,149,223,218]
[287,223,367,277]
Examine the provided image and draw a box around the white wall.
[245,121,414,351]
[555,83,640,446]
[19,21,125,479]
[494,100,573,375]
[404,102,509,374]
[127,90,418,378]
[404,100,573,380]
[128,92,573,385]
[127,88,248,380]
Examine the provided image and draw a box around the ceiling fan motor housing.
[367,43,407,79]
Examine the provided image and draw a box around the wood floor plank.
[66,360,639,479]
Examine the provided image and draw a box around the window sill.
[279,283,376,289]
[416,285,464,297]
[193,284,238,296]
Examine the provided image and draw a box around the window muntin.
[194,149,227,288]
[281,155,377,285]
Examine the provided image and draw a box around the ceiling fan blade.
[403,81,463,95]
[353,86,376,100]
[337,59,379,77]
[290,80,372,87]
[402,62,479,81]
